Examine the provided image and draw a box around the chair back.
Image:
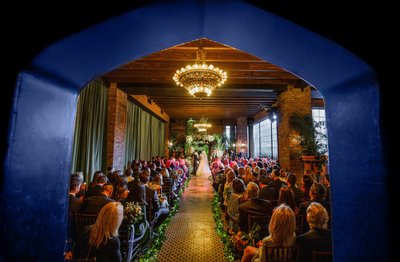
[312,251,332,262]
[248,214,271,240]
[264,245,299,262]
[74,213,97,239]
[119,223,140,262]
[71,258,96,261]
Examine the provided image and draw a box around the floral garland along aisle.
[139,177,191,262]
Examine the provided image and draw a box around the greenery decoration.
[139,177,191,261]
[289,112,328,170]
[211,193,236,261]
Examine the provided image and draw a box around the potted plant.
[289,112,328,174]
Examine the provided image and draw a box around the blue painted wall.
[1,1,389,260]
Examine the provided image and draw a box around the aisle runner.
[157,175,227,262]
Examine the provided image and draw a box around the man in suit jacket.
[193,151,199,176]
[297,202,332,262]
[79,183,114,215]
[286,173,304,204]
[239,182,273,232]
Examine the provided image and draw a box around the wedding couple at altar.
[193,151,212,177]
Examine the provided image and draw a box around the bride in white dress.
[196,151,212,177]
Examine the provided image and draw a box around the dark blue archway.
[2,1,388,260]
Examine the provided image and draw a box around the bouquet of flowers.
[124,202,144,225]
[230,231,249,253]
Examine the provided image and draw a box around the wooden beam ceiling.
[103,38,308,121]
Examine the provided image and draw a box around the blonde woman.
[75,202,123,261]
[241,204,296,262]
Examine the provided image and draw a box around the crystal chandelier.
[173,42,227,97]
[194,117,211,132]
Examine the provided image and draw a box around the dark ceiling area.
[104,38,309,120]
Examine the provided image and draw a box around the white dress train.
[196,151,212,177]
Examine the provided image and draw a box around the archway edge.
[3,1,387,260]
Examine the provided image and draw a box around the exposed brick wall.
[236,117,248,156]
[277,85,311,177]
[107,82,127,170]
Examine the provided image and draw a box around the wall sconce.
[233,143,236,147]
[241,143,245,147]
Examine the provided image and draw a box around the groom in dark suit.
[193,150,199,176]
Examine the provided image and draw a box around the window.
[312,108,328,153]
[253,118,278,159]
[225,125,230,148]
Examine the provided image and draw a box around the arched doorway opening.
[2,1,387,260]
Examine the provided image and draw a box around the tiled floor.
[157,173,227,262]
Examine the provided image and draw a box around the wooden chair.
[295,214,304,235]
[312,251,332,262]
[119,223,141,262]
[74,213,97,239]
[263,245,300,262]
[248,214,271,241]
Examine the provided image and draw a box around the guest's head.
[101,183,114,198]
[269,204,296,247]
[278,187,296,212]
[89,202,123,248]
[306,202,329,230]
[232,178,246,194]
[286,174,297,187]
[91,171,104,183]
[124,168,133,178]
[161,168,169,178]
[69,176,81,194]
[246,182,259,199]
[310,183,326,200]
[139,171,150,184]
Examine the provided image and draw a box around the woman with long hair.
[241,204,296,262]
[277,187,298,214]
[75,202,124,261]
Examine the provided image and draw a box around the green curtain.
[125,100,165,168]
[71,80,108,183]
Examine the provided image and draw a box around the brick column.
[107,82,127,170]
[236,117,248,157]
[277,85,311,177]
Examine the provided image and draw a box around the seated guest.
[297,202,332,262]
[86,174,108,198]
[79,183,114,215]
[148,173,163,194]
[227,178,246,227]
[239,182,273,233]
[258,177,279,202]
[124,168,134,183]
[241,204,296,262]
[278,187,298,214]
[299,183,329,233]
[301,174,313,201]
[74,202,123,262]
[69,176,83,213]
[286,173,304,205]
[126,173,146,204]
[111,174,129,201]
[140,171,169,227]
[67,175,83,243]
[268,169,285,190]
